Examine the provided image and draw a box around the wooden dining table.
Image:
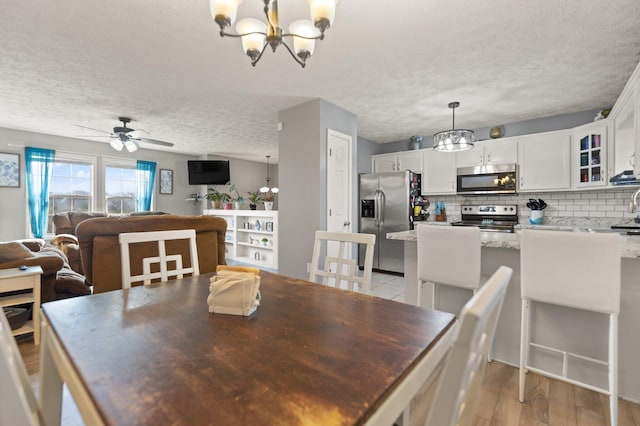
[38,271,456,426]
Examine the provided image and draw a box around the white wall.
[0,127,270,241]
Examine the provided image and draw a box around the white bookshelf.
[203,209,278,270]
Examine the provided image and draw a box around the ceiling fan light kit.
[210,0,338,68]
[433,102,475,153]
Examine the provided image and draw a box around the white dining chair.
[309,231,376,293]
[519,229,621,426]
[119,229,200,289]
[0,306,42,426]
[417,224,488,309]
[425,265,512,426]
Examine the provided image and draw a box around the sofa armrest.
[0,255,64,276]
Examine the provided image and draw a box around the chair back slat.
[309,231,375,293]
[119,229,200,289]
[426,265,512,426]
[0,307,41,425]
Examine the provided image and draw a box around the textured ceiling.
[0,0,639,163]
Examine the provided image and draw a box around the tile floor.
[368,271,405,302]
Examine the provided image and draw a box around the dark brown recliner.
[76,215,227,294]
[51,212,107,274]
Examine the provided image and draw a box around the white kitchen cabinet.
[203,209,278,270]
[455,139,517,168]
[518,130,571,192]
[572,121,608,188]
[609,62,640,181]
[371,151,422,173]
[422,149,456,194]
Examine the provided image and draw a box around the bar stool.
[417,225,487,309]
[519,229,621,426]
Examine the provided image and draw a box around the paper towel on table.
[208,270,261,316]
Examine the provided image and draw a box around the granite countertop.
[387,226,640,258]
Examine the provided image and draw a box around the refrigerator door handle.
[378,189,385,225]
[374,189,380,226]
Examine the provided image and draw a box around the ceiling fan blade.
[127,129,149,138]
[140,138,174,147]
[77,135,111,138]
[73,124,112,134]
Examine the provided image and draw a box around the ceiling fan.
[75,117,174,152]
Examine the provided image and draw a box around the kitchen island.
[389,226,640,402]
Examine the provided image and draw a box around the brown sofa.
[76,215,227,294]
[0,239,90,302]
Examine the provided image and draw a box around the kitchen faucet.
[629,187,640,220]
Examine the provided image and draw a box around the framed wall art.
[0,152,20,188]
[159,169,173,194]
[265,221,273,232]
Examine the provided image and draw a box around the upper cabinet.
[372,151,423,173]
[422,149,456,195]
[518,130,571,192]
[572,121,608,188]
[455,139,517,168]
[609,60,640,182]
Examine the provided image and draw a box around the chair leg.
[519,298,529,402]
[609,313,618,426]
[431,282,436,310]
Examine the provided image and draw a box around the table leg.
[39,322,63,426]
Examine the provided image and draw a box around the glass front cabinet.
[572,122,608,188]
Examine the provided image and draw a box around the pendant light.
[259,155,278,194]
[433,102,475,152]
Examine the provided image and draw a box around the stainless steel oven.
[456,163,517,195]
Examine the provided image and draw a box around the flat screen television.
[187,160,230,185]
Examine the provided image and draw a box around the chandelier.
[433,102,475,152]
[259,155,279,194]
[210,0,339,68]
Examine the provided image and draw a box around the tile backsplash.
[426,187,640,227]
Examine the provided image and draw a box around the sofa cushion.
[0,242,33,263]
[55,269,91,295]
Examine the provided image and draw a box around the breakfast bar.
[389,226,640,402]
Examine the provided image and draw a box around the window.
[47,155,94,234]
[105,163,137,215]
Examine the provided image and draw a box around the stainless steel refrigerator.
[358,171,420,274]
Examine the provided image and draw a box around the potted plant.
[263,191,275,211]
[205,188,231,209]
[247,191,263,210]
[228,183,244,209]
[261,237,269,246]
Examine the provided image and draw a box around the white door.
[327,129,352,233]
[327,129,353,279]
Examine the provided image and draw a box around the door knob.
[343,221,351,227]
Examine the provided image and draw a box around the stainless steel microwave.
[456,163,517,195]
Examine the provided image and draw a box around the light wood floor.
[16,335,640,425]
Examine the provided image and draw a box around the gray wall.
[0,127,270,241]
[377,109,601,155]
[278,98,357,280]
[357,136,379,175]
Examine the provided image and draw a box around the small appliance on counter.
[450,204,518,233]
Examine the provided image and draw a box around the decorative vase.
[249,203,257,210]
[213,201,221,209]
[490,127,503,139]
[224,202,233,210]
[264,201,273,211]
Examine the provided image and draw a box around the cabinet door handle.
[520,177,524,186]
[487,153,491,163]
[392,162,396,171]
